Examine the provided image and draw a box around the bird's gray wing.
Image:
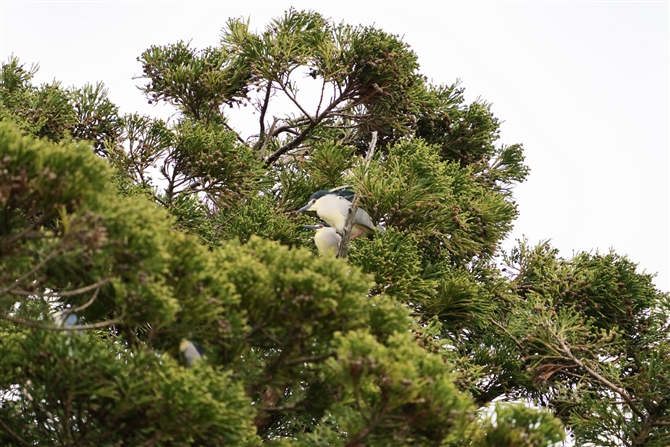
[354,207,377,231]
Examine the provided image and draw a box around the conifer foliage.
[1,9,668,446]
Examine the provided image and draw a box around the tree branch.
[277,77,314,124]
[556,335,646,422]
[259,116,279,160]
[60,278,108,318]
[0,246,62,296]
[488,317,527,354]
[253,81,274,152]
[8,277,111,298]
[265,85,354,165]
[0,213,51,248]
[315,78,327,116]
[0,417,31,447]
[337,131,377,259]
[346,392,389,447]
[223,121,246,144]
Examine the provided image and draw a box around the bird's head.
[302,222,332,232]
[296,190,332,213]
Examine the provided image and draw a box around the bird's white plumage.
[179,338,202,367]
[307,194,376,236]
[313,225,342,256]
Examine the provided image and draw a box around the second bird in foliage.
[302,222,341,256]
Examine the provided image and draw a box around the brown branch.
[258,402,298,412]
[346,392,390,447]
[277,77,315,124]
[0,213,51,248]
[8,277,111,298]
[0,246,63,296]
[488,317,526,353]
[253,82,274,152]
[259,117,279,161]
[265,85,354,165]
[337,132,377,259]
[270,117,312,137]
[248,313,284,347]
[223,121,245,144]
[0,416,31,447]
[58,279,107,322]
[556,335,646,422]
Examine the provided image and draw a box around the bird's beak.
[302,225,320,230]
[296,203,314,214]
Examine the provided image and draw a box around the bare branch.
[259,116,279,160]
[266,84,354,165]
[337,132,377,259]
[329,185,352,193]
[488,317,527,353]
[556,335,646,422]
[0,417,31,447]
[254,81,274,151]
[60,278,108,318]
[346,392,390,447]
[8,278,111,298]
[277,77,314,124]
[223,121,246,144]
[0,246,62,296]
[0,213,51,248]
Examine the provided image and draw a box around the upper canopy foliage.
[0,8,667,447]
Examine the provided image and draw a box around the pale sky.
[1,1,668,290]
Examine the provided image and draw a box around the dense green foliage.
[1,9,668,446]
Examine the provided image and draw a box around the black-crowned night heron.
[303,222,342,256]
[179,338,204,367]
[297,190,379,238]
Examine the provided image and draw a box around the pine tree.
[1,9,667,446]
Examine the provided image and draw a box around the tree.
[0,9,667,446]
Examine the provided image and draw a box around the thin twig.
[223,122,246,144]
[266,85,354,165]
[337,132,377,259]
[8,278,111,298]
[259,116,279,160]
[315,77,327,116]
[61,279,107,317]
[0,417,31,447]
[0,247,62,296]
[329,185,352,193]
[556,336,646,422]
[488,318,526,353]
[346,392,389,447]
[278,78,314,124]
[254,82,274,151]
[0,213,51,248]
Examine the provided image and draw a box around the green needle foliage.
[1,8,667,446]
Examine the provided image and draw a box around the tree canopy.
[1,9,668,447]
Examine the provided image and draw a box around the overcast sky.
[1,1,668,290]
